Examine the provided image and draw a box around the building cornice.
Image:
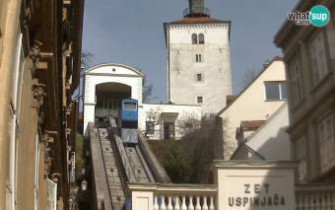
[84,63,145,77]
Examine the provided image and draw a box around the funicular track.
[97,128,126,210]
[89,124,168,210]
[124,145,154,183]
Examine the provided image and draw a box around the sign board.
[214,161,296,210]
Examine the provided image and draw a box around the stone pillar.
[128,184,155,210]
[131,191,153,210]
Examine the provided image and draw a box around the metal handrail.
[183,7,210,17]
[114,135,137,182]
[137,132,171,183]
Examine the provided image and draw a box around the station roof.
[84,63,144,77]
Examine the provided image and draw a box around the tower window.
[199,33,204,44]
[197,96,203,104]
[195,54,202,62]
[196,73,203,82]
[192,33,198,44]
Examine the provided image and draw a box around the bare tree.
[178,112,201,135]
[144,107,161,136]
[143,77,153,103]
[81,52,93,69]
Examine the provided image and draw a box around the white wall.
[167,23,232,114]
[83,64,143,134]
[232,103,291,161]
[219,59,286,160]
[140,103,202,140]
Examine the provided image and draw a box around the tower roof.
[184,0,209,17]
[169,17,228,25]
[167,0,228,25]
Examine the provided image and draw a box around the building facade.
[0,0,84,209]
[164,0,232,114]
[140,103,201,140]
[231,103,291,161]
[82,63,202,140]
[275,0,335,183]
[218,58,287,160]
[83,63,144,134]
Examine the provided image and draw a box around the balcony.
[296,184,335,209]
[183,7,210,18]
[128,183,217,210]
[129,183,335,210]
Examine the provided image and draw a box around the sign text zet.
[228,183,286,208]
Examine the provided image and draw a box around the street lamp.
[81,179,87,191]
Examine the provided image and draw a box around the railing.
[295,184,335,210]
[183,7,210,17]
[114,135,137,182]
[138,132,171,183]
[128,183,217,210]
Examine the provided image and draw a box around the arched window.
[198,33,204,44]
[192,33,198,44]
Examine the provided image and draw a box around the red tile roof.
[226,95,239,106]
[240,120,266,130]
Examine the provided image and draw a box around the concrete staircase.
[97,128,126,210]
[88,123,170,210]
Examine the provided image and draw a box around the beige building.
[275,0,335,183]
[231,103,291,161]
[217,58,287,160]
[164,0,232,114]
[0,0,84,209]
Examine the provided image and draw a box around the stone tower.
[164,0,232,114]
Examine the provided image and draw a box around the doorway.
[163,122,175,140]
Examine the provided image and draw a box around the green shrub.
[75,132,85,179]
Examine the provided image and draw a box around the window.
[289,59,304,105]
[317,115,335,173]
[196,73,203,82]
[146,121,155,135]
[198,33,204,44]
[296,137,307,181]
[123,101,137,110]
[192,33,198,44]
[197,96,203,104]
[191,33,205,45]
[164,122,175,140]
[264,81,287,101]
[195,54,202,62]
[308,32,329,85]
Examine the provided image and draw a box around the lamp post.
[77,179,91,210]
[81,179,87,191]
